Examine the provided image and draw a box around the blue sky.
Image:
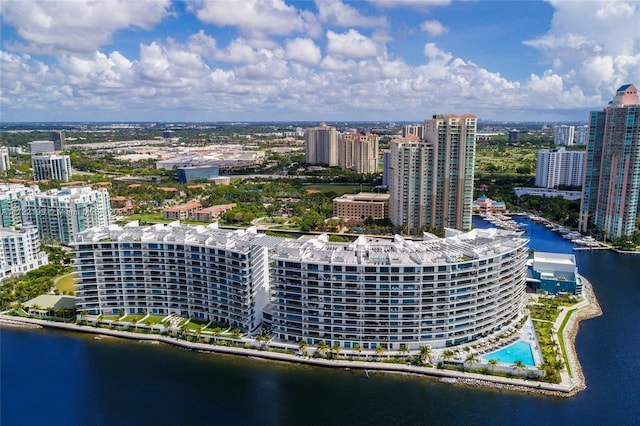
[1,0,639,123]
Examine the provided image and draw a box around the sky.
[1,0,639,123]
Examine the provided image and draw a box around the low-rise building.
[333,192,390,221]
[163,201,202,220]
[193,204,236,222]
[472,195,507,214]
[177,165,220,184]
[530,252,582,295]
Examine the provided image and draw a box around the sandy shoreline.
[1,282,602,397]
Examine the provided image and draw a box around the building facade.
[574,125,589,145]
[0,226,49,279]
[271,228,529,350]
[535,147,586,188]
[49,130,65,151]
[553,125,575,146]
[332,193,390,220]
[28,141,55,154]
[0,147,10,172]
[338,131,379,174]
[389,114,476,233]
[305,123,338,166]
[74,224,282,333]
[580,84,640,237]
[0,184,38,227]
[163,201,203,220]
[177,165,219,184]
[0,226,49,280]
[530,252,582,295]
[21,186,112,243]
[32,154,72,182]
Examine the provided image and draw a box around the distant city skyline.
[1,1,639,123]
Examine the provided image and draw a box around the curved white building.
[271,228,528,351]
[74,223,283,333]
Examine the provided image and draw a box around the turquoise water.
[483,340,535,366]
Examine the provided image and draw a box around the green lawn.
[303,184,373,195]
[55,273,78,295]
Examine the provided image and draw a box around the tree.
[442,349,455,363]
[298,339,308,355]
[512,359,526,373]
[464,353,480,370]
[419,345,432,364]
[488,358,498,372]
[331,343,341,358]
[316,340,328,356]
[375,344,386,356]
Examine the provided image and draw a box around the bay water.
[2,217,639,425]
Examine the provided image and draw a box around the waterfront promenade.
[0,278,601,398]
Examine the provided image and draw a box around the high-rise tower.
[305,123,338,166]
[579,84,640,238]
[389,114,476,232]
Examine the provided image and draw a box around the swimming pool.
[482,340,535,366]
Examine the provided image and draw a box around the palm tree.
[331,343,341,358]
[419,345,432,364]
[399,345,410,358]
[464,353,480,371]
[442,349,455,363]
[375,344,386,357]
[298,339,308,355]
[316,340,328,357]
[353,343,362,354]
[488,358,498,372]
[512,359,526,374]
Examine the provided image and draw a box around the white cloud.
[326,30,379,58]
[285,38,322,65]
[316,0,387,27]
[191,0,312,37]
[0,0,170,54]
[523,0,640,100]
[215,39,261,64]
[420,20,449,37]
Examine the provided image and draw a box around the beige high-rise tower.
[305,123,338,166]
[389,114,476,233]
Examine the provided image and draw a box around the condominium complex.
[21,186,112,243]
[389,114,477,232]
[0,147,10,172]
[305,123,337,167]
[338,131,380,174]
[31,154,71,182]
[332,192,390,220]
[535,147,585,188]
[0,184,37,227]
[0,226,49,280]
[271,228,529,350]
[72,223,530,350]
[553,125,575,146]
[580,84,640,237]
[74,223,283,333]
